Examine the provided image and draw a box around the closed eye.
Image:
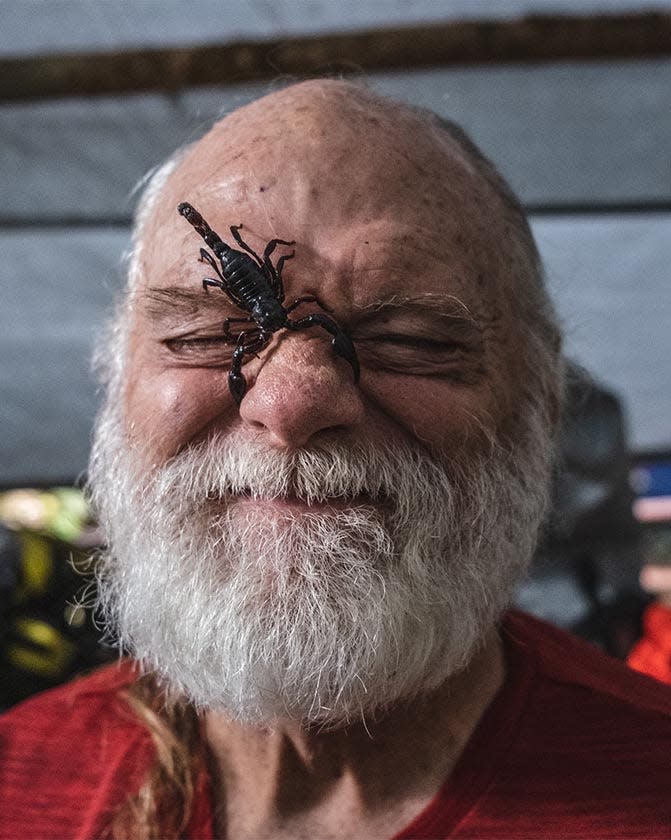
[361,334,465,350]
[162,333,242,365]
[356,333,468,356]
[354,333,483,380]
[166,335,236,349]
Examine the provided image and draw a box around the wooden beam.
[1,11,671,102]
[4,201,671,230]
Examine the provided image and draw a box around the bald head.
[145,80,527,296]
[111,79,562,432]
[142,80,504,282]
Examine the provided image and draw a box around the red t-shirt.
[2,611,670,839]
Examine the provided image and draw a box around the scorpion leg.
[230,224,265,268]
[202,278,246,310]
[262,238,295,299]
[228,329,271,405]
[285,295,317,314]
[269,250,295,301]
[199,248,224,280]
[263,237,296,256]
[223,316,255,343]
[286,313,360,383]
[203,277,226,292]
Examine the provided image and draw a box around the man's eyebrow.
[355,294,483,330]
[142,285,234,320]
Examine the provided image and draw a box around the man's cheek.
[126,370,234,461]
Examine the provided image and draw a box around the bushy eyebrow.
[142,286,483,341]
[142,285,235,322]
[355,293,483,332]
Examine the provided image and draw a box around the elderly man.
[2,80,670,839]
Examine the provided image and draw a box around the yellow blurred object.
[7,617,76,678]
[16,533,52,600]
[0,489,50,531]
[0,486,108,706]
[50,487,90,542]
[0,487,91,543]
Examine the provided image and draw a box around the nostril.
[235,329,365,448]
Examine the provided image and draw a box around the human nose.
[238,333,365,448]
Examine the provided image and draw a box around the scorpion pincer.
[177,202,360,405]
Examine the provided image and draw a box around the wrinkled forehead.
[150,83,492,234]
[190,88,474,190]
[140,84,512,308]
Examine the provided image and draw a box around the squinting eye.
[165,335,232,350]
[164,335,238,356]
[352,333,478,379]
[358,335,466,353]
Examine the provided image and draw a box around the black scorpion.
[177,202,360,405]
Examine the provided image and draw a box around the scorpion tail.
[178,202,228,254]
[178,202,211,239]
[178,202,201,224]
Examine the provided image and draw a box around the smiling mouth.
[205,489,377,511]
[239,493,374,511]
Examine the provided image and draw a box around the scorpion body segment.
[178,203,286,328]
[177,202,360,405]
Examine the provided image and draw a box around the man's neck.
[204,628,505,840]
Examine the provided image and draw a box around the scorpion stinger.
[178,202,360,405]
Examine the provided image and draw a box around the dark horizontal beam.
[2,11,671,102]
[2,201,671,230]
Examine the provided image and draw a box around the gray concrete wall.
[1,3,670,485]
[4,0,671,56]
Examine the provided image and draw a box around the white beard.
[88,402,553,727]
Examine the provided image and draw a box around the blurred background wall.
[1,0,670,485]
[1,0,671,701]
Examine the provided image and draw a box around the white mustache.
[149,431,444,515]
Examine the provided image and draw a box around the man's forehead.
[154,83,488,223]
[138,84,510,316]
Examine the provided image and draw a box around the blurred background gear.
[516,363,649,656]
[0,488,110,709]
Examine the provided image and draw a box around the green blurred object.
[0,488,113,709]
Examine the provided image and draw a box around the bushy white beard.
[88,400,553,727]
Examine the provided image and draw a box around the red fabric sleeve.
[0,661,155,840]
[628,602,671,684]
